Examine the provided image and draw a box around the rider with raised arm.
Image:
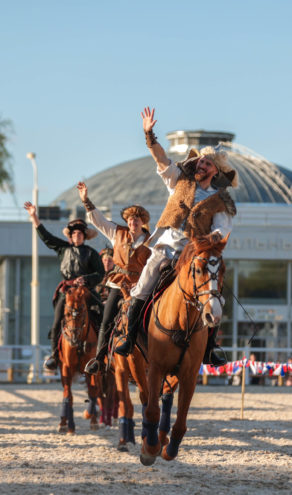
[24,202,105,370]
[77,182,151,374]
[114,107,238,366]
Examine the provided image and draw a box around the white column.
[26,153,40,382]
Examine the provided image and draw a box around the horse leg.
[161,371,197,461]
[83,373,100,430]
[115,356,131,451]
[158,375,178,446]
[59,368,75,434]
[140,363,163,466]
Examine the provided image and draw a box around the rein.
[152,252,224,375]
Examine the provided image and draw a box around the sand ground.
[0,382,291,495]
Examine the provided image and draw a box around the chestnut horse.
[58,285,102,433]
[112,299,149,450]
[140,237,227,465]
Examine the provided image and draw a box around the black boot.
[85,324,108,375]
[115,298,144,357]
[44,342,59,370]
[203,326,227,367]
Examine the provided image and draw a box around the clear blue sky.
[1,0,292,212]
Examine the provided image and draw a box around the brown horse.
[140,236,227,464]
[112,299,149,450]
[58,285,102,434]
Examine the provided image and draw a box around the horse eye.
[196,268,201,274]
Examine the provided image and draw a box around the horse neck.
[158,260,199,328]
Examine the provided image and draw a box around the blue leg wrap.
[166,436,182,459]
[87,396,97,416]
[61,398,75,430]
[119,417,128,442]
[141,404,147,439]
[127,418,136,444]
[142,420,159,447]
[159,393,173,433]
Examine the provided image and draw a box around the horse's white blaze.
[203,256,223,326]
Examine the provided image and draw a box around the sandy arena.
[0,383,291,495]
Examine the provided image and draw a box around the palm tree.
[0,116,14,192]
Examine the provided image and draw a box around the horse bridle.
[189,254,225,310]
[62,302,88,346]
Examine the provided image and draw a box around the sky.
[1,0,292,216]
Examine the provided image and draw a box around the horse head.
[62,286,90,347]
[191,236,227,327]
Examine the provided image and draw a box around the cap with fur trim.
[100,247,114,258]
[63,218,98,240]
[120,205,150,225]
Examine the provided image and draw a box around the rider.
[77,182,151,374]
[97,247,115,303]
[24,202,105,370]
[114,107,238,366]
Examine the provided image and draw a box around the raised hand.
[141,107,157,133]
[77,182,88,202]
[24,201,36,216]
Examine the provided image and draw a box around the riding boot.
[203,326,227,366]
[115,297,144,357]
[85,324,108,374]
[44,337,60,370]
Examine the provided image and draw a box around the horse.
[58,285,103,434]
[111,299,149,451]
[140,236,227,465]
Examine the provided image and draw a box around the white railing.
[0,345,291,384]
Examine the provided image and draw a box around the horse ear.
[218,233,230,249]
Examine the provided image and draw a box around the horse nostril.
[205,314,213,323]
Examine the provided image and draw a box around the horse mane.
[175,236,228,274]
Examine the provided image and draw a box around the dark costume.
[37,222,105,368]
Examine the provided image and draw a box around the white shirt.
[87,208,148,288]
[147,161,232,257]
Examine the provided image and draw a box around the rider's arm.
[82,249,105,287]
[80,185,117,245]
[142,107,170,173]
[37,224,69,252]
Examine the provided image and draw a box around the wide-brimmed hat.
[63,218,98,240]
[178,147,238,188]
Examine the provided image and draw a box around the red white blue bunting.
[199,359,292,376]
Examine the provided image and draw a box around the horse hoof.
[140,453,157,466]
[161,445,175,461]
[67,429,75,435]
[83,410,92,420]
[159,431,170,446]
[117,443,129,452]
[90,422,99,431]
[58,425,68,433]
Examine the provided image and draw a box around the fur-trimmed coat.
[156,165,236,238]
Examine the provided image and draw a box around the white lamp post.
[26,152,40,382]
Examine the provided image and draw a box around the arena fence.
[0,345,291,385]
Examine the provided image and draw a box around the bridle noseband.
[189,254,225,310]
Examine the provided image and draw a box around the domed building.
[53,130,292,214]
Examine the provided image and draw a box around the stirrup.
[209,346,227,367]
[44,354,58,371]
[85,358,105,375]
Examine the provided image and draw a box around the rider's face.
[127,215,143,235]
[102,255,114,272]
[196,157,218,182]
[71,229,85,246]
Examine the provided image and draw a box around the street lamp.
[26,152,40,382]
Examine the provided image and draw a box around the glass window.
[238,260,287,304]
[238,321,288,362]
